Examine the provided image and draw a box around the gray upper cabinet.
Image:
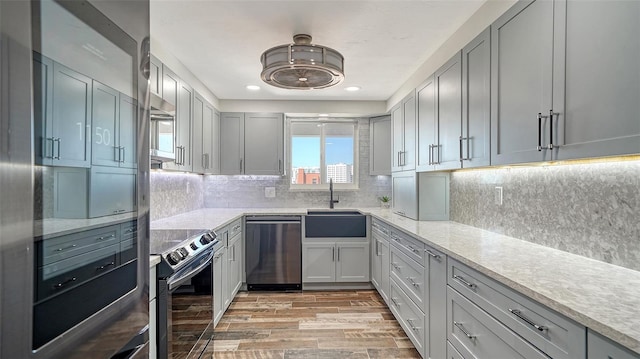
[193,92,219,174]
[91,83,137,169]
[392,171,418,219]
[149,54,162,97]
[391,91,416,172]
[491,0,557,165]
[416,75,436,172]
[434,52,462,170]
[555,0,640,160]
[369,115,391,175]
[88,166,136,218]
[48,61,93,168]
[220,112,284,175]
[220,113,245,175]
[244,113,284,175]
[164,81,193,171]
[162,65,178,107]
[462,27,491,168]
[33,53,54,166]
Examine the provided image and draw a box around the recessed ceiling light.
[246,85,260,90]
[318,113,329,117]
[345,86,361,92]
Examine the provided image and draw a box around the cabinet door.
[213,248,224,326]
[436,52,462,170]
[587,330,638,359]
[227,235,242,298]
[426,246,447,359]
[33,53,54,166]
[371,238,382,289]
[220,247,230,310]
[161,65,178,106]
[391,103,404,172]
[416,75,437,172]
[209,109,221,174]
[192,93,205,173]
[176,82,193,171]
[556,0,640,160]
[302,242,335,282]
[392,171,417,220]
[380,239,390,304]
[402,91,416,171]
[336,242,370,282]
[462,28,491,168]
[91,81,119,167]
[244,113,284,175]
[88,166,136,218]
[369,116,391,175]
[491,0,555,165]
[52,62,92,167]
[201,100,214,174]
[219,113,245,175]
[118,93,137,169]
[149,55,162,97]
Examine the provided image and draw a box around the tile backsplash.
[150,171,204,221]
[450,159,640,271]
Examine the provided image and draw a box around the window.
[289,120,358,189]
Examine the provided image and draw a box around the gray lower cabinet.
[587,330,639,359]
[88,165,136,218]
[491,0,557,165]
[390,279,426,358]
[447,341,466,359]
[461,27,491,168]
[213,245,226,327]
[227,228,243,300]
[555,0,640,160]
[302,240,369,283]
[447,286,549,359]
[34,54,92,168]
[371,220,390,303]
[220,112,284,175]
[369,115,391,175]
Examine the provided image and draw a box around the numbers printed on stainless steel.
[509,308,549,332]
[454,321,476,340]
[453,274,476,289]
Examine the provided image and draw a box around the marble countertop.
[150,255,161,268]
[151,207,640,354]
[35,212,137,239]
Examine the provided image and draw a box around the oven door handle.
[168,250,215,291]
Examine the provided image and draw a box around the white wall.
[386,0,517,110]
[218,99,387,117]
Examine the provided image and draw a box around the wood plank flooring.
[207,290,420,359]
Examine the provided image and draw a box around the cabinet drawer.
[587,330,638,359]
[390,279,426,358]
[448,341,466,359]
[448,259,586,359]
[447,286,548,359]
[390,229,425,264]
[40,225,120,266]
[120,220,137,239]
[228,219,242,240]
[37,244,119,301]
[390,245,425,312]
[372,219,390,237]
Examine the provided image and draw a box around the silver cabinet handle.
[454,321,476,340]
[54,277,77,289]
[407,245,420,254]
[55,244,77,252]
[391,263,401,271]
[425,249,441,260]
[182,146,186,165]
[375,240,380,256]
[54,138,61,159]
[202,153,207,169]
[407,318,420,332]
[96,261,115,271]
[453,274,476,289]
[537,113,543,151]
[391,235,401,243]
[278,159,282,173]
[407,277,419,288]
[428,144,433,165]
[337,247,340,261]
[548,109,559,150]
[390,297,399,307]
[459,136,470,161]
[332,247,335,262]
[240,158,243,172]
[509,308,548,332]
[44,137,55,158]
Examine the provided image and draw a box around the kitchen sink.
[305,210,366,238]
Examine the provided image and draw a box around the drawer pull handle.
[55,244,77,252]
[97,234,115,241]
[454,321,476,340]
[407,245,420,254]
[54,277,77,289]
[453,275,476,289]
[425,249,441,259]
[509,308,548,332]
[391,263,401,271]
[391,235,401,242]
[407,277,419,288]
[390,297,400,307]
[97,261,115,271]
[407,318,420,332]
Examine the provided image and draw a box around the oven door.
[159,248,215,359]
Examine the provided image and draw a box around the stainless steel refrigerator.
[0,1,150,357]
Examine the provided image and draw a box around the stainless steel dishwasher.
[245,216,302,291]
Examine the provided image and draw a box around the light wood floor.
[208,290,421,359]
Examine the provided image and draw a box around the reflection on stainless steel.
[150,93,176,164]
[245,216,302,291]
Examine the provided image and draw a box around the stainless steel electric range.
[150,228,221,359]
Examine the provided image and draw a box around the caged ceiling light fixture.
[260,34,344,90]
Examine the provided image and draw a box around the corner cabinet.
[391,91,416,172]
[369,115,391,175]
[220,112,284,175]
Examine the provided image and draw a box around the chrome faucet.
[329,178,339,209]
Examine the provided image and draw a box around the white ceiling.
[150,0,485,102]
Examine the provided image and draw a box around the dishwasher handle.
[245,215,301,223]
[246,221,301,225]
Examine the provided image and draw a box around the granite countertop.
[151,207,640,354]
